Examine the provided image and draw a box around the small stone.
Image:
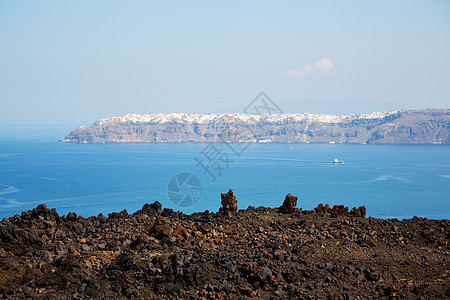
[258,267,272,284]
[36,204,47,212]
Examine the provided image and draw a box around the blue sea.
[0,124,449,220]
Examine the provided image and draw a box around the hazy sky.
[1,1,449,124]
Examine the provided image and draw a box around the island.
[61,109,450,144]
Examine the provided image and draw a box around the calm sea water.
[0,125,449,220]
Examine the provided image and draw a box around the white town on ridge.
[94,111,400,126]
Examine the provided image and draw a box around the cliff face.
[61,109,450,144]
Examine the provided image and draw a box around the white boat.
[333,158,344,164]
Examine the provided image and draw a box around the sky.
[0,0,449,124]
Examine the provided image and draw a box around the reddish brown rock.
[314,203,331,213]
[140,201,162,215]
[149,217,174,239]
[219,189,238,213]
[65,212,77,222]
[332,205,349,215]
[278,193,298,214]
[314,203,366,218]
[349,206,366,218]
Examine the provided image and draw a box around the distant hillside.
[61,109,450,144]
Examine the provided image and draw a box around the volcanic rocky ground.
[0,191,448,299]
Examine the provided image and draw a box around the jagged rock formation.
[61,109,450,144]
[278,193,298,214]
[314,203,367,218]
[219,189,238,213]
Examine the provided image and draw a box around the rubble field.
[0,191,448,299]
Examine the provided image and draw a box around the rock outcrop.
[314,203,366,218]
[219,189,238,213]
[278,193,298,214]
[349,206,367,218]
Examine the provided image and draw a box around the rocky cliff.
[61,109,450,144]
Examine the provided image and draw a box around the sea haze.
[0,125,449,220]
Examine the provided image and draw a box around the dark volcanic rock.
[140,201,163,215]
[219,189,238,213]
[314,203,366,218]
[0,200,448,299]
[331,205,349,215]
[314,203,331,213]
[278,193,298,214]
[349,206,367,218]
[65,211,77,221]
[30,204,60,221]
